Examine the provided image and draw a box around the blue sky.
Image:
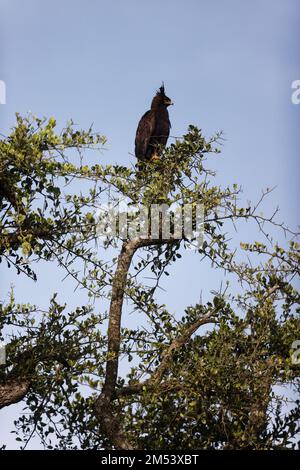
[0,0,299,448]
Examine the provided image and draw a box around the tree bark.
[94,237,177,449]
[0,378,30,409]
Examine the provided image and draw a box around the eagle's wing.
[135,110,156,161]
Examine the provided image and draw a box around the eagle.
[135,84,173,168]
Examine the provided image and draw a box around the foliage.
[0,115,299,449]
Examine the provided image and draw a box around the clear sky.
[0,0,299,449]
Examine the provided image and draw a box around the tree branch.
[94,236,177,449]
[0,378,31,409]
[114,311,217,398]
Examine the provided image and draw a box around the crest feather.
[158,82,165,95]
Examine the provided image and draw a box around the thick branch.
[114,311,217,398]
[0,378,31,409]
[102,240,138,400]
[150,311,216,384]
[0,347,71,410]
[0,226,54,255]
[94,236,177,449]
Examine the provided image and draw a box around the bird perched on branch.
[135,84,173,169]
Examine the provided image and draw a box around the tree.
[0,115,299,450]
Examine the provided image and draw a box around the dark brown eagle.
[135,84,173,167]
